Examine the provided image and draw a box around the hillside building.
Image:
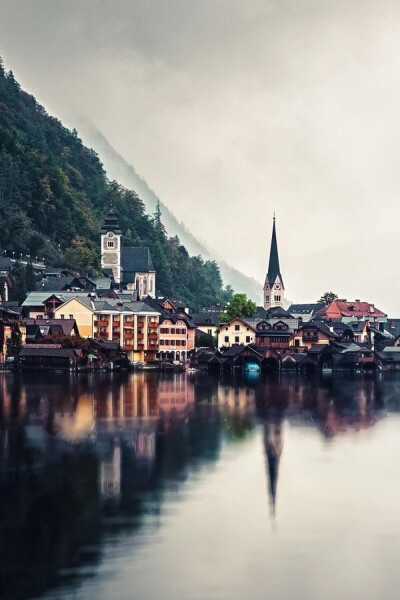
[101,208,156,299]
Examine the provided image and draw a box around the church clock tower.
[264,216,285,310]
[101,208,122,284]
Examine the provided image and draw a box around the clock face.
[107,232,114,238]
[275,284,280,290]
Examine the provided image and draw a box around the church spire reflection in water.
[263,412,284,516]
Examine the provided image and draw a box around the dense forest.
[0,57,232,309]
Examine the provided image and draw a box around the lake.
[1,370,400,600]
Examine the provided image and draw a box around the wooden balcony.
[123,344,133,351]
[124,332,134,340]
[94,320,108,327]
[137,321,145,328]
[147,322,158,329]
[123,320,134,328]
[137,333,144,340]
[112,327,120,333]
[138,343,144,350]
[148,332,158,340]
[94,331,108,339]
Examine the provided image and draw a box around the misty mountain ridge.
[75,117,263,304]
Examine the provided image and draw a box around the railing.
[147,322,158,329]
[124,332,134,340]
[95,331,108,339]
[94,320,108,327]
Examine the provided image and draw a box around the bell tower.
[264,216,285,310]
[101,208,122,284]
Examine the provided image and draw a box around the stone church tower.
[101,208,122,284]
[264,217,285,310]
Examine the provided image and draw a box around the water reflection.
[0,371,397,599]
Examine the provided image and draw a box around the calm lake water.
[1,370,400,600]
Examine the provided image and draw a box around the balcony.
[94,331,108,339]
[137,321,145,328]
[94,320,108,327]
[123,320,134,328]
[137,333,144,341]
[112,327,120,333]
[147,322,158,329]
[123,344,133,351]
[124,332,134,340]
[148,332,158,340]
[138,343,144,350]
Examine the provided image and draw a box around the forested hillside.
[0,57,232,309]
[77,119,263,303]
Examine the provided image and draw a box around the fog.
[1,0,400,312]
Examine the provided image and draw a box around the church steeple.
[264,216,285,310]
[101,206,122,284]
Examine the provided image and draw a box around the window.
[265,296,269,303]
[274,295,281,302]
[60,314,64,319]
[234,324,240,331]
[107,241,114,248]
[235,336,239,343]
[224,336,229,343]
[69,314,73,319]
[207,329,212,336]
[246,336,250,343]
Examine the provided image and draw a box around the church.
[101,208,156,299]
[264,217,285,310]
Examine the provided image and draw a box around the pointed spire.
[266,215,283,288]
[101,205,121,233]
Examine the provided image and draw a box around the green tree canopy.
[219,293,256,323]
[318,291,338,305]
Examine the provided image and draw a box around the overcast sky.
[1,0,400,313]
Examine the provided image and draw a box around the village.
[0,210,399,373]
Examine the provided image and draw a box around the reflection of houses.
[157,376,195,415]
[264,413,283,514]
[376,347,400,371]
[100,440,121,503]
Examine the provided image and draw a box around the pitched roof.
[318,300,387,319]
[265,218,284,288]
[101,208,122,233]
[121,247,154,283]
[267,306,293,318]
[22,291,94,307]
[288,303,324,314]
[36,276,75,292]
[192,311,221,326]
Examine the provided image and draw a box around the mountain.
[0,59,234,310]
[75,118,263,304]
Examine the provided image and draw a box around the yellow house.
[54,297,94,338]
[217,317,256,349]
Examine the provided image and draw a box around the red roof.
[318,301,386,319]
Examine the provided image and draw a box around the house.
[291,320,338,350]
[331,342,375,370]
[376,347,400,371]
[255,319,294,351]
[191,310,220,338]
[101,208,156,298]
[21,291,97,319]
[144,296,196,361]
[52,297,161,362]
[18,344,82,370]
[316,299,387,323]
[288,303,324,322]
[0,274,12,301]
[24,318,80,343]
[0,305,24,362]
[217,317,257,349]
